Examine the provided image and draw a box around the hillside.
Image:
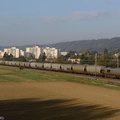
[0,37,120,52]
[48,37,120,52]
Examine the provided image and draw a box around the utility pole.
[95,53,97,80]
[117,54,119,68]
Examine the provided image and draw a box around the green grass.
[0,75,20,82]
[0,66,120,90]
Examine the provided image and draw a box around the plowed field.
[0,81,120,120]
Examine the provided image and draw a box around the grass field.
[0,66,120,90]
[0,66,120,120]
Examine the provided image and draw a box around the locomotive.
[0,60,120,79]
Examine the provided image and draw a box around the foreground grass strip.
[0,75,20,82]
[85,82,120,90]
[0,66,120,90]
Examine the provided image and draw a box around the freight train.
[0,60,120,79]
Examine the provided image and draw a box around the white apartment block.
[20,50,25,56]
[61,52,68,56]
[1,46,61,60]
[0,51,4,58]
[43,47,60,58]
[26,46,41,59]
[4,47,20,58]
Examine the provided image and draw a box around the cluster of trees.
[56,51,79,63]
[56,49,120,68]
[3,52,13,61]
[18,56,26,62]
[97,49,120,68]
[80,50,96,65]
[37,52,47,62]
[2,52,47,62]
[55,50,96,64]
[3,52,26,62]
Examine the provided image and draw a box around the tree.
[97,49,116,67]
[38,52,47,62]
[9,54,13,61]
[80,50,95,65]
[3,52,8,60]
[3,52,13,61]
[65,51,79,59]
[104,49,109,55]
[56,55,69,63]
[18,56,26,62]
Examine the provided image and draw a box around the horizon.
[0,0,120,46]
[0,37,119,47]
[0,36,120,47]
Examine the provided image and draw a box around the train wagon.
[20,62,31,68]
[4,61,11,65]
[51,63,61,71]
[86,65,105,75]
[43,63,52,70]
[31,62,38,68]
[36,63,44,69]
[16,61,21,66]
[0,60,5,65]
[104,68,120,78]
[10,61,19,66]
[72,64,86,74]
[31,62,44,69]
[60,64,72,72]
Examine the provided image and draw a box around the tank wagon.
[86,65,105,76]
[31,62,43,69]
[43,63,52,70]
[51,63,61,71]
[0,60,120,79]
[104,68,120,78]
[60,64,73,72]
[0,60,4,65]
[72,64,87,74]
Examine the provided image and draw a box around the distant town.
[0,45,120,68]
[0,46,61,61]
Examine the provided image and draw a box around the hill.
[47,37,120,52]
[0,37,120,53]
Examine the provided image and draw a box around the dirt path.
[0,81,120,120]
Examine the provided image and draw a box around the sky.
[0,0,120,46]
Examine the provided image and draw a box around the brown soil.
[0,81,120,120]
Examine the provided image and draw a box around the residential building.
[4,47,20,58]
[61,52,68,56]
[26,46,41,59]
[68,58,81,64]
[43,47,60,58]
[20,50,25,56]
[0,51,4,58]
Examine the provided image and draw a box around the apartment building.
[0,51,4,58]
[0,46,60,60]
[68,58,81,64]
[4,47,20,58]
[43,47,60,58]
[61,52,68,56]
[26,46,41,59]
[20,50,25,56]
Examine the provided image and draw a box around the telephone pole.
[95,53,97,80]
[117,54,119,68]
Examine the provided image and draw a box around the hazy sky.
[0,0,120,46]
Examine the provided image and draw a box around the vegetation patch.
[0,75,20,82]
